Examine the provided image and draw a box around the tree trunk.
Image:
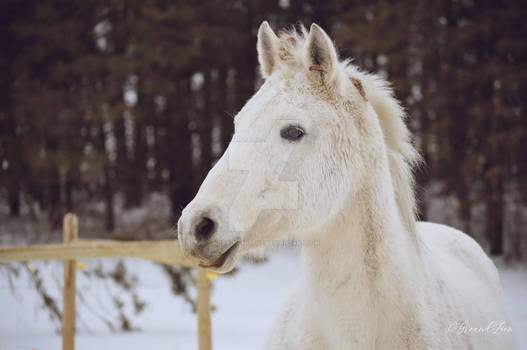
[65,164,78,212]
[218,67,232,152]
[7,180,20,216]
[234,4,257,113]
[168,78,194,219]
[130,116,146,207]
[104,163,115,231]
[98,121,115,231]
[198,69,213,183]
[485,174,504,255]
[48,164,62,228]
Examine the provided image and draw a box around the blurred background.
[1,1,526,349]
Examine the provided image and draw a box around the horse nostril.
[194,217,216,241]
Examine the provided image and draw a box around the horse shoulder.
[417,221,501,295]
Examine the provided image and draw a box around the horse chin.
[198,241,240,274]
[206,256,238,274]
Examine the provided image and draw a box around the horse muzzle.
[177,207,241,273]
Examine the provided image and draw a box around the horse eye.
[280,125,305,141]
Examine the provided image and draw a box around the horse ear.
[257,21,279,78]
[304,23,338,83]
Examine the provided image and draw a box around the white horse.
[178,22,516,349]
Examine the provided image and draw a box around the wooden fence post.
[62,213,78,350]
[196,268,212,350]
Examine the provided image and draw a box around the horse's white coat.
[178,22,517,349]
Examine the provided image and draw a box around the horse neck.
[301,165,423,302]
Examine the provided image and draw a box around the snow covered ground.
[498,259,527,349]
[1,249,526,349]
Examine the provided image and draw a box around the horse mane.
[352,70,421,234]
[276,26,421,234]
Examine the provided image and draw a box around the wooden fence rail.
[0,213,212,350]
